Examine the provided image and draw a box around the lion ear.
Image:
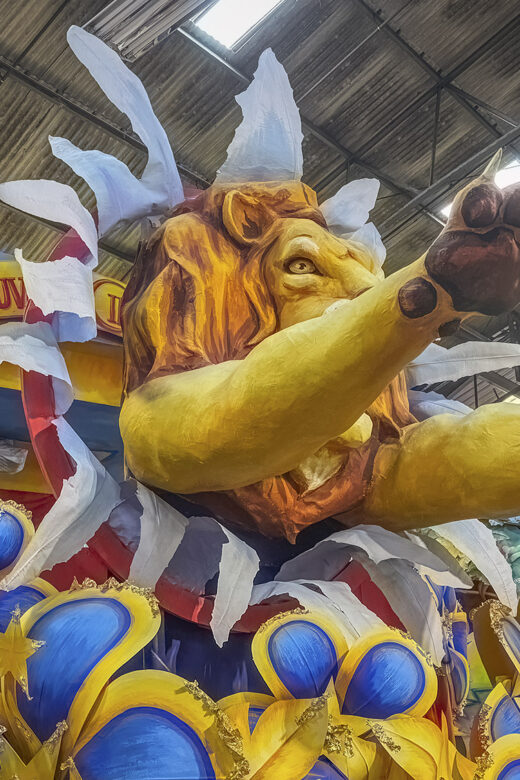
[222,190,271,245]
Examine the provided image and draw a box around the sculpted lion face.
[121,181,384,395]
[259,217,382,329]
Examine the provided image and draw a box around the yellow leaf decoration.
[368,715,477,780]
[0,720,66,780]
[0,607,44,698]
[244,696,329,780]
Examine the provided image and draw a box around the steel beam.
[459,323,520,398]
[358,15,520,160]
[352,0,519,146]
[448,85,519,128]
[315,14,520,195]
[0,53,210,189]
[0,202,133,264]
[380,122,520,240]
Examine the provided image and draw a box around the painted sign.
[0,260,126,337]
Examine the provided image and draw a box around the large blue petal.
[267,620,338,698]
[491,696,520,741]
[0,585,47,631]
[75,707,215,780]
[498,759,520,780]
[425,577,445,613]
[306,757,347,779]
[443,587,457,613]
[0,508,24,570]
[449,651,468,707]
[248,705,265,733]
[19,597,131,741]
[451,619,468,658]
[342,641,425,718]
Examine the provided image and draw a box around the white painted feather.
[361,557,446,665]
[276,524,467,584]
[1,418,121,590]
[430,519,518,613]
[67,26,182,213]
[211,525,259,648]
[0,321,73,414]
[164,515,259,647]
[0,179,98,264]
[129,483,189,590]
[408,389,472,421]
[294,579,385,636]
[15,249,96,343]
[406,342,520,387]
[320,178,380,234]
[250,579,383,645]
[405,532,473,589]
[217,48,303,182]
[50,136,177,236]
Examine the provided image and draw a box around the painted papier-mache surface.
[120,52,520,543]
[0,20,520,780]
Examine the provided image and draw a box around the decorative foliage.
[0,567,519,778]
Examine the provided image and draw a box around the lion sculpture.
[119,52,520,543]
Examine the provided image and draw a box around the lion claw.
[425,175,520,315]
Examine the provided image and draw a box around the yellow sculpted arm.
[120,255,455,494]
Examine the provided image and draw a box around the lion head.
[121,180,383,397]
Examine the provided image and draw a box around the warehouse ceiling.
[1,0,519,406]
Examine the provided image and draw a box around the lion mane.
[121,181,325,397]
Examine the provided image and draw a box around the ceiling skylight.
[440,160,520,219]
[195,0,286,48]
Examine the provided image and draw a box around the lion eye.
[287,258,317,274]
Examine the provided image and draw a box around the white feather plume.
[217,48,303,182]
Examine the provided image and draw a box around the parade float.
[0,22,519,780]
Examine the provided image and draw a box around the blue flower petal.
[0,508,24,570]
[267,620,338,698]
[342,641,426,718]
[0,585,47,631]
[491,695,520,741]
[75,707,216,780]
[19,597,131,740]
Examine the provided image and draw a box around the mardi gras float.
[0,21,520,780]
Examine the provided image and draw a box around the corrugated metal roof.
[0,0,519,403]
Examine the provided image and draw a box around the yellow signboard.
[0,260,126,337]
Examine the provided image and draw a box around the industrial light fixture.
[85,0,214,61]
[195,0,287,48]
[440,160,520,219]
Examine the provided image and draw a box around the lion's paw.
[425,172,520,315]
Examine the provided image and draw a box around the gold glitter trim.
[488,601,512,644]
[68,577,160,617]
[44,720,67,748]
[477,703,492,752]
[389,626,433,666]
[183,680,249,780]
[368,721,401,753]
[295,695,328,726]
[324,718,354,758]
[474,750,494,780]
[0,499,32,522]
[13,716,33,741]
[442,613,454,645]
[256,607,309,634]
